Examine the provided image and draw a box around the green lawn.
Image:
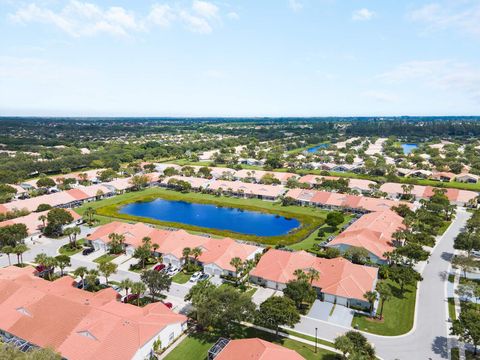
[451,348,459,360]
[58,239,86,256]
[77,187,328,246]
[283,329,335,348]
[351,279,416,336]
[172,272,191,284]
[448,297,456,321]
[289,216,354,251]
[466,350,480,360]
[437,221,452,236]
[164,326,339,360]
[217,282,257,297]
[93,253,118,264]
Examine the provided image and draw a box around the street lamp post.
[315,327,318,353]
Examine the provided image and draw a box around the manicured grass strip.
[451,347,459,360]
[58,239,85,256]
[437,221,452,236]
[448,297,456,321]
[93,253,118,264]
[172,272,191,284]
[78,187,328,246]
[466,350,480,360]
[448,274,455,283]
[351,279,416,336]
[164,326,338,360]
[283,329,335,348]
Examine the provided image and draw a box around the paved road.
[293,208,471,360]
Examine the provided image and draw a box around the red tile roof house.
[234,169,299,185]
[298,175,377,194]
[208,180,286,201]
[160,175,212,190]
[327,210,406,264]
[379,183,478,207]
[0,266,187,360]
[249,249,378,309]
[210,338,305,360]
[87,222,263,277]
[0,209,81,243]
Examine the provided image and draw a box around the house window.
[169,332,174,343]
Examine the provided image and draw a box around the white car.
[167,267,179,276]
[189,272,202,283]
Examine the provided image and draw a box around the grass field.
[164,326,339,360]
[93,253,118,264]
[58,239,85,256]
[172,272,191,284]
[351,279,417,336]
[77,187,328,246]
[448,297,456,321]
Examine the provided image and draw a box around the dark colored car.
[153,264,166,272]
[162,302,173,309]
[34,265,53,278]
[123,293,139,303]
[82,247,95,256]
[75,278,100,289]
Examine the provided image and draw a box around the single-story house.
[0,266,187,360]
[160,176,212,190]
[211,338,304,360]
[234,170,298,185]
[327,210,405,264]
[209,180,286,201]
[431,172,456,182]
[456,173,479,184]
[249,249,378,308]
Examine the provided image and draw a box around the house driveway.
[252,287,278,306]
[304,300,354,327]
[71,248,106,262]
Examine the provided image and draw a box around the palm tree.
[230,257,243,285]
[2,246,14,266]
[306,268,320,285]
[38,214,47,228]
[131,281,146,306]
[99,261,118,286]
[119,278,134,297]
[293,269,308,282]
[376,281,392,319]
[152,243,159,256]
[363,291,378,317]
[191,247,203,263]
[182,247,191,265]
[73,266,88,289]
[84,207,96,225]
[14,244,29,266]
[85,269,99,290]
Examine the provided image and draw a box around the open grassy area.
[164,326,339,360]
[448,297,456,321]
[351,279,416,336]
[93,253,118,264]
[58,239,85,256]
[172,272,191,284]
[77,187,328,246]
[437,221,452,236]
[289,216,354,251]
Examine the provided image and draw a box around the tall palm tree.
[306,268,320,285]
[85,269,99,290]
[119,278,134,297]
[363,291,378,317]
[191,247,203,263]
[73,266,88,289]
[2,246,14,266]
[293,269,308,282]
[14,244,29,266]
[182,247,191,265]
[84,207,96,225]
[131,282,146,306]
[38,214,47,228]
[376,281,392,319]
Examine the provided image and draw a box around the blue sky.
[1,0,480,117]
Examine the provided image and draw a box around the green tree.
[283,279,317,311]
[230,257,243,284]
[334,331,376,359]
[133,242,152,269]
[255,296,300,336]
[107,232,125,254]
[99,261,118,286]
[375,281,392,320]
[363,291,378,317]
[13,243,29,265]
[1,245,14,266]
[55,255,71,276]
[73,266,88,289]
[389,265,422,292]
[141,269,171,301]
[452,255,479,278]
[326,211,345,229]
[119,278,134,297]
[182,247,192,264]
[451,308,480,355]
[36,177,56,188]
[131,281,147,306]
[85,269,99,290]
[44,208,74,237]
[306,268,320,285]
[344,246,370,264]
[84,206,97,225]
[63,226,81,248]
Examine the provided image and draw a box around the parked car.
[153,264,166,272]
[35,265,53,278]
[122,293,139,303]
[198,273,210,282]
[75,278,100,289]
[82,247,95,256]
[189,272,202,283]
[472,250,480,258]
[162,302,173,309]
[166,266,179,276]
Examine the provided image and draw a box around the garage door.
[336,297,348,306]
[266,281,277,290]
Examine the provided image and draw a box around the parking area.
[71,248,106,262]
[251,287,279,305]
[306,300,354,327]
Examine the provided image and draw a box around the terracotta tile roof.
[250,249,377,301]
[0,209,80,235]
[209,180,286,198]
[235,170,298,183]
[0,266,187,360]
[161,176,211,189]
[216,338,305,360]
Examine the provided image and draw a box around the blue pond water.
[401,143,418,154]
[119,199,301,236]
[306,143,329,153]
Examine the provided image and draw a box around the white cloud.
[192,0,218,19]
[380,60,480,102]
[409,1,480,37]
[147,4,176,28]
[352,8,375,21]
[226,11,239,20]
[289,0,303,12]
[9,0,224,37]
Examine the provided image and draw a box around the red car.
[163,302,173,309]
[122,294,139,303]
[153,264,166,272]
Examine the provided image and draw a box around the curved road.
[294,208,471,360]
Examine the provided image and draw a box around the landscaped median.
[77,187,328,246]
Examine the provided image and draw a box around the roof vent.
[16,307,32,317]
[77,330,98,341]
